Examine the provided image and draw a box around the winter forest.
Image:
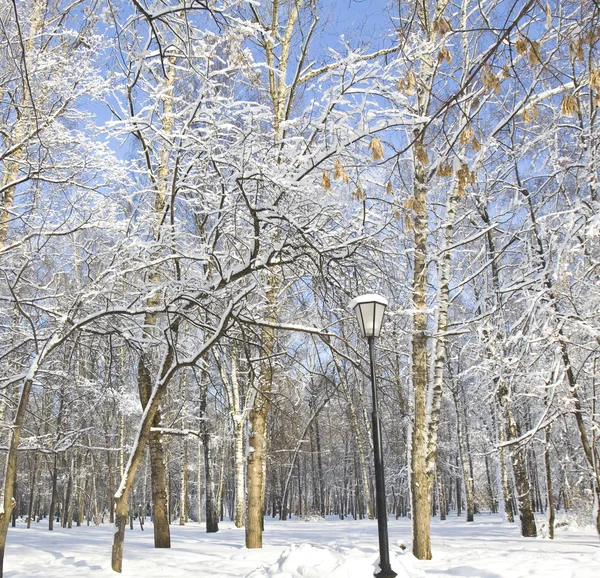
[0,0,599,576]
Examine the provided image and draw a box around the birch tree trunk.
[408,0,439,557]
[216,347,248,528]
[498,381,536,537]
[199,370,219,533]
[179,373,189,526]
[133,52,178,549]
[410,127,432,559]
[545,426,555,539]
[426,179,461,494]
[451,378,474,522]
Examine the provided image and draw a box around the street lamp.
[349,294,397,578]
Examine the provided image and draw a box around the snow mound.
[245,543,377,578]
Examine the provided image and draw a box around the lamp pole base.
[375,568,398,578]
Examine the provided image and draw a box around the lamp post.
[349,294,397,578]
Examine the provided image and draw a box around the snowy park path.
[4,514,599,577]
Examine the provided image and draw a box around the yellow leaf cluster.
[560,93,579,116]
[352,187,366,201]
[569,38,584,63]
[456,164,475,197]
[404,197,417,211]
[369,138,385,160]
[415,143,429,165]
[398,71,416,95]
[459,125,475,145]
[433,17,452,36]
[333,158,344,179]
[482,65,501,93]
[332,158,350,182]
[321,172,331,190]
[583,28,600,44]
[528,41,542,65]
[522,103,539,123]
[438,46,452,64]
[515,35,528,55]
[437,162,453,177]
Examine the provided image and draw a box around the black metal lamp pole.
[368,336,397,578]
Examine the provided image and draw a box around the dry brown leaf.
[456,164,474,197]
[569,39,584,63]
[589,69,600,91]
[583,27,600,44]
[437,163,453,177]
[399,71,416,95]
[529,41,542,65]
[321,172,331,190]
[415,144,429,165]
[459,125,475,145]
[405,214,414,231]
[561,93,579,116]
[433,17,452,36]
[407,71,416,95]
[352,187,366,201]
[471,137,481,152]
[386,181,393,195]
[369,137,385,160]
[522,103,539,123]
[438,46,452,64]
[333,158,344,180]
[482,65,501,93]
[515,35,528,55]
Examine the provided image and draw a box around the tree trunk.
[545,426,555,539]
[180,436,188,525]
[314,415,325,517]
[410,126,431,560]
[216,348,247,528]
[197,439,202,524]
[138,359,171,547]
[200,389,219,533]
[246,405,268,547]
[245,276,277,548]
[26,454,39,529]
[49,455,58,531]
[452,380,474,522]
[437,460,447,521]
[501,383,536,537]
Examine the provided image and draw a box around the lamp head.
[348,293,388,339]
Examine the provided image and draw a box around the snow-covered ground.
[4,514,600,577]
